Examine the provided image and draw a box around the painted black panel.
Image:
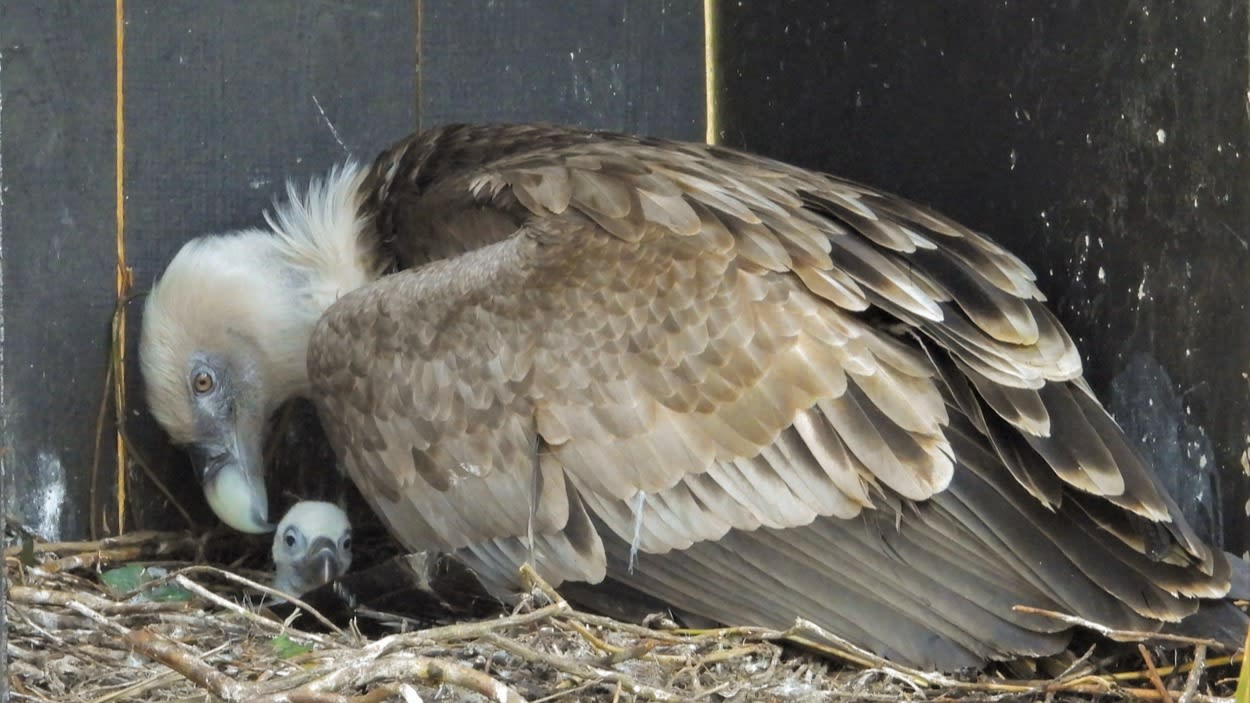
[2,2,419,539]
[717,0,1250,556]
[421,0,705,140]
[1,3,117,542]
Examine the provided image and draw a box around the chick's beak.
[301,536,346,590]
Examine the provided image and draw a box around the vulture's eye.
[192,371,215,395]
[283,531,297,548]
[341,536,352,552]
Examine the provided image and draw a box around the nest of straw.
[7,528,1248,703]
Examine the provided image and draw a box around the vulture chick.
[140,123,1246,669]
[272,501,353,597]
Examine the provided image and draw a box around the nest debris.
[5,529,1248,702]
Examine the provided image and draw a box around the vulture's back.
[306,123,1241,668]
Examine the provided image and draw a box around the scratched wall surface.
[1,1,705,542]
[420,0,705,140]
[1,5,119,542]
[716,0,1250,556]
[1,2,419,540]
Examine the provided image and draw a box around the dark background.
[2,0,1246,569]
[714,1,1250,558]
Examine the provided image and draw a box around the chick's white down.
[271,501,353,597]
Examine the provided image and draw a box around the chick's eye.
[284,533,296,548]
[342,537,352,551]
[192,371,215,395]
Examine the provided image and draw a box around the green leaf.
[99,564,147,592]
[144,582,194,602]
[99,564,192,602]
[270,634,314,659]
[19,536,36,567]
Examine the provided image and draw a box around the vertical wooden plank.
[421,0,705,141]
[122,0,420,531]
[0,3,117,542]
[716,0,1250,556]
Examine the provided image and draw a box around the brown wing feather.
[309,124,1232,666]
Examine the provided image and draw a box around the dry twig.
[485,632,684,702]
[1179,645,1209,703]
[1015,605,1226,649]
[1139,644,1176,703]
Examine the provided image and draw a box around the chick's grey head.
[272,501,353,597]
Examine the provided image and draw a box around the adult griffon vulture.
[141,123,1246,669]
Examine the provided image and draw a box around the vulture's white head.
[272,501,353,597]
[140,165,376,533]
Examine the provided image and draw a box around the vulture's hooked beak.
[187,433,272,534]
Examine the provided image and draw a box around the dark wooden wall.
[2,0,1247,566]
[420,0,704,136]
[2,1,422,542]
[715,0,1250,559]
[3,4,120,543]
[0,1,705,545]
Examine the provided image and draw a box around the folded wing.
[308,125,1228,667]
